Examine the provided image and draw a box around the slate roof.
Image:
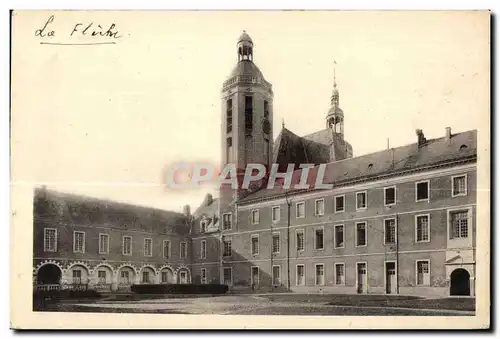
[272,127,352,172]
[33,188,190,236]
[228,60,265,79]
[239,129,477,204]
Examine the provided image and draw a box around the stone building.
[33,188,192,291]
[191,31,477,297]
[33,31,478,297]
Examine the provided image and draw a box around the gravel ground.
[35,294,475,316]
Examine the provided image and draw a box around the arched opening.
[117,266,136,291]
[93,265,113,292]
[140,267,156,284]
[67,264,90,285]
[450,268,471,296]
[160,267,175,284]
[36,264,61,285]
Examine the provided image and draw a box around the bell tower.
[220,31,274,190]
[326,64,344,137]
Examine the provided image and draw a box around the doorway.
[450,268,470,296]
[356,263,367,294]
[36,264,61,285]
[251,266,259,291]
[385,261,397,294]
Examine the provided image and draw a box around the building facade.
[192,31,477,297]
[33,31,477,297]
[33,188,193,291]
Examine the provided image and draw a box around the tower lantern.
[326,62,344,138]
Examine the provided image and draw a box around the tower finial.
[333,60,337,88]
[282,118,285,129]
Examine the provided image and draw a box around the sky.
[11,10,489,212]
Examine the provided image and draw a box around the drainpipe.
[285,193,291,291]
[396,213,400,294]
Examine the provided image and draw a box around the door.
[385,262,397,294]
[450,268,470,296]
[357,263,367,294]
[251,267,259,290]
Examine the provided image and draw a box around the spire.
[330,61,339,107]
[282,118,285,129]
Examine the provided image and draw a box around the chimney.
[203,193,213,207]
[416,129,427,147]
[445,127,452,140]
[183,204,190,217]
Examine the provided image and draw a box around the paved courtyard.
[40,294,475,316]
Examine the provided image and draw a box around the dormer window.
[200,219,208,233]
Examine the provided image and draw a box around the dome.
[228,60,264,79]
[238,30,253,44]
[327,106,343,116]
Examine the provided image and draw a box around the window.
[223,267,233,286]
[251,234,259,255]
[99,233,109,254]
[335,263,345,285]
[161,271,169,283]
[226,98,233,133]
[222,213,232,230]
[201,268,207,284]
[334,195,345,213]
[123,236,132,255]
[384,219,396,244]
[245,96,253,131]
[272,206,280,222]
[226,137,233,163]
[452,175,467,197]
[356,222,367,247]
[296,202,305,218]
[416,180,430,202]
[296,230,305,251]
[272,265,281,286]
[264,100,269,118]
[163,240,171,259]
[416,260,430,286]
[415,214,430,242]
[272,233,280,254]
[73,231,85,253]
[144,238,152,257]
[44,228,57,252]
[334,225,344,248]
[180,242,187,259]
[72,269,82,284]
[315,199,325,216]
[450,210,469,239]
[251,210,260,224]
[121,271,130,283]
[200,240,206,259]
[142,271,150,283]
[223,238,232,257]
[314,228,324,250]
[384,186,396,206]
[356,191,367,210]
[179,271,188,284]
[315,264,325,286]
[97,270,106,283]
[296,265,305,286]
[264,138,269,164]
[200,219,208,233]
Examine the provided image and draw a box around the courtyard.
[35,294,475,316]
